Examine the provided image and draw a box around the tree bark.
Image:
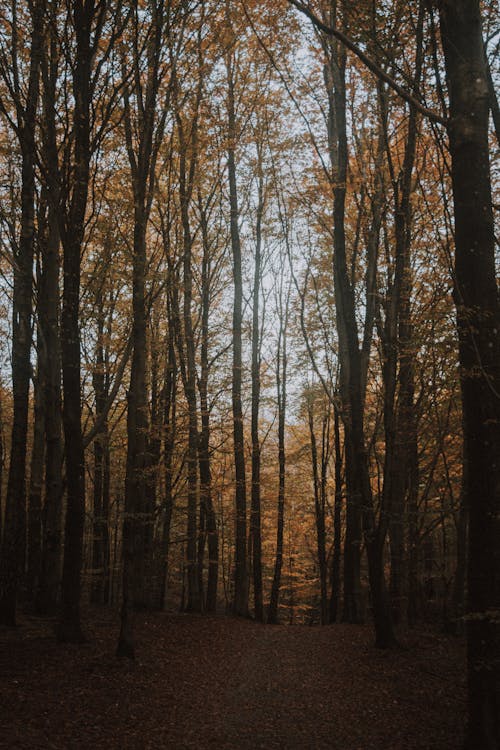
[90,289,110,606]
[36,19,64,615]
[329,407,342,623]
[307,396,328,625]
[57,0,96,644]
[323,4,396,647]
[437,3,500,746]
[226,46,248,618]
[36,190,63,616]
[250,150,265,622]
[268,276,289,624]
[118,0,168,656]
[0,0,43,626]
[26,330,45,604]
[198,199,219,613]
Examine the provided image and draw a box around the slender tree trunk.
[26,334,45,604]
[322,27,364,627]
[268,280,289,624]
[118,1,168,656]
[406,432,420,626]
[438,4,500,746]
[158,301,177,611]
[57,1,95,644]
[118,202,149,654]
[342,436,363,623]
[179,147,201,613]
[226,50,248,618]
[324,8,396,646]
[198,203,218,613]
[146,312,163,609]
[90,294,110,605]
[329,407,342,622]
[379,3,424,627]
[37,20,64,615]
[36,194,63,616]
[0,0,42,626]
[307,398,328,625]
[250,155,265,622]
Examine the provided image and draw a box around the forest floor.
[1,608,465,749]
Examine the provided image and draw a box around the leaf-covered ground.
[0,610,465,749]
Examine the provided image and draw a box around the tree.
[224,4,249,617]
[437,2,499,746]
[117,0,172,656]
[0,0,44,626]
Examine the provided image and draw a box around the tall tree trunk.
[250,153,265,622]
[268,277,289,624]
[341,436,363,623]
[26,331,45,604]
[90,293,110,605]
[179,144,201,613]
[37,18,64,615]
[146,309,163,609]
[307,397,328,625]
[36,190,63,616]
[0,0,42,626]
[379,3,424,627]
[437,3,500,746]
[57,0,95,644]
[329,406,342,622]
[323,6,396,647]
[158,313,177,611]
[118,203,149,654]
[451,452,467,635]
[118,1,168,655]
[198,200,218,613]
[226,47,248,618]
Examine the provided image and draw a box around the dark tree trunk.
[158,315,177,611]
[321,21,364,627]
[307,398,328,625]
[451,456,467,635]
[90,294,110,606]
[438,3,500,746]
[250,154,265,622]
[198,201,219,613]
[26,334,45,604]
[226,49,248,618]
[118,1,168,656]
[329,407,342,623]
[146,311,163,609]
[57,0,95,644]
[406,437,420,627]
[0,0,43,626]
[37,21,64,615]
[268,279,288,625]
[36,192,63,616]
[380,3,423,627]
[341,436,363,623]
[323,10,396,647]
[179,144,201,613]
[118,201,150,652]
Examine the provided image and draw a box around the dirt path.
[0,611,465,749]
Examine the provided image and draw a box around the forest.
[0,1,498,748]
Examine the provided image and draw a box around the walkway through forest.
[1,611,465,749]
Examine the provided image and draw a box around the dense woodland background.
[0,1,498,747]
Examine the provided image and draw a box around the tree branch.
[287,0,447,126]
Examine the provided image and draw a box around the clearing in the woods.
[1,611,465,749]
